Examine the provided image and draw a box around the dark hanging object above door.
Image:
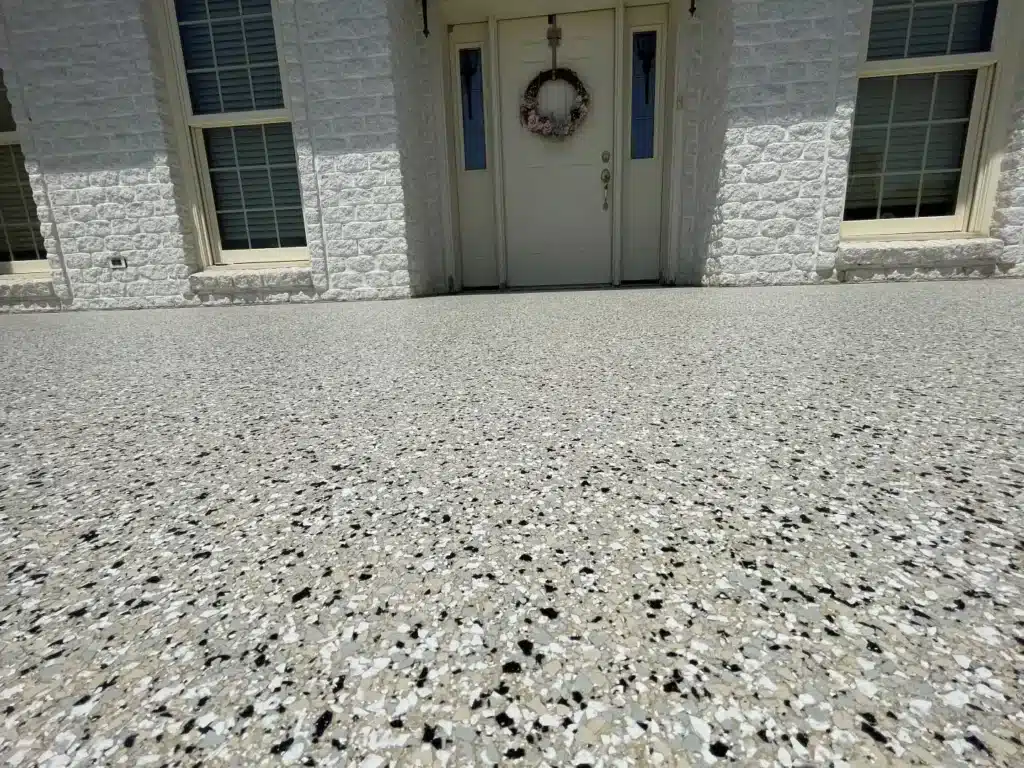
[690,0,697,17]
[422,0,429,36]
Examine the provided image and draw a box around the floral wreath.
[520,68,590,138]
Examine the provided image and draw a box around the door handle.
[601,169,611,210]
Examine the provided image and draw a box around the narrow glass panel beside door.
[631,31,657,160]
[459,48,487,171]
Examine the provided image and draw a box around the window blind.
[845,70,976,220]
[204,124,305,249]
[867,0,998,61]
[175,0,284,115]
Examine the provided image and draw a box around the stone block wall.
[1,0,196,309]
[384,0,448,297]
[282,0,425,300]
[681,0,870,286]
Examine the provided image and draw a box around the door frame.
[440,0,676,290]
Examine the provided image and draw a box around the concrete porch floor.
[1,282,1022,766]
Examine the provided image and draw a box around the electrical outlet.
[109,256,127,270]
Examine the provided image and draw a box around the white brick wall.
[2,0,196,309]
[385,0,448,297]
[282,0,417,300]
[682,0,870,286]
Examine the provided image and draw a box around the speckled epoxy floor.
[1,282,1023,767]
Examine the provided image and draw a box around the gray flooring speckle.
[1,282,1023,767]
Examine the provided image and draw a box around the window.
[844,0,1002,235]
[630,31,658,160]
[0,70,47,274]
[169,0,306,264]
[458,48,486,171]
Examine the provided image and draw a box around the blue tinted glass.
[631,31,657,160]
[459,48,486,171]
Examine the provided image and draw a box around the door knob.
[601,168,611,210]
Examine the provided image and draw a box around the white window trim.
[842,0,1011,240]
[156,0,308,267]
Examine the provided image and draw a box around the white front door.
[499,10,615,287]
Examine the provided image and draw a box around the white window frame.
[0,129,49,275]
[157,0,308,266]
[842,0,1010,239]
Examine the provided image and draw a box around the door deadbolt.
[602,151,611,163]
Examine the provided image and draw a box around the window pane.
[210,20,248,67]
[209,169,243,209]
[879,174,921,218]
[458,48,486,171]
[919,172,960,215]
[277,208,306,247]
[844,70,977,222]
[891,74,934,123]
[866,0,998,61]
[931,70,975,119]
[906,5,955,57]
[631,31,657,160]
[950,0,999,54]
[925,123,969,169]
[850,128,888,174]
[885,126,928,171]
[217,212,249,250]
[203,124,305,251]
[0,69,16,133]
[853,77,894,125]
[867,7,911,60]
[175,0,284,115]
[0,144,46,262]
[844,175,882,220]
[250,66,285,111]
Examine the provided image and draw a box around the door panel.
[499,10,615,287]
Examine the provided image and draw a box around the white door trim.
[611,0,625,285]
[662,0,682,284]
[487,15,509,288]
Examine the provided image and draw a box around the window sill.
[836,236,1004,270]
[0,273,56,300]
[189,264,314,296]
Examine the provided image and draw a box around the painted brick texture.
[685,0,869,286]
[2,0,196,309]
[281,0,417,299]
